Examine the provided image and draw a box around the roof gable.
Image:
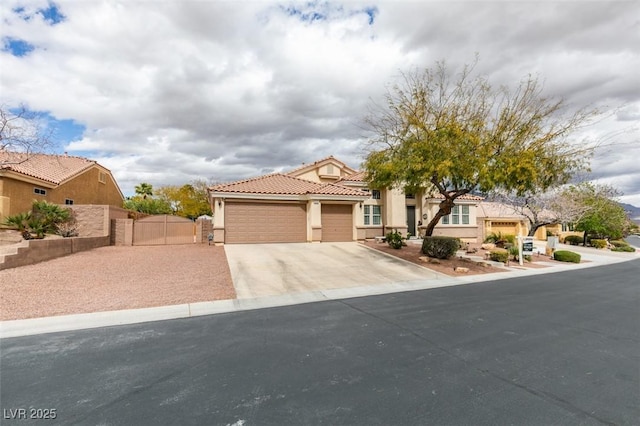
[287,155,357,180]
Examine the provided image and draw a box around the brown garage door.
[225,202,307,244]
[321,204,353,242]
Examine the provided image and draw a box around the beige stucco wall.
[309,200,322,241]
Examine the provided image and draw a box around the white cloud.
[1,0,638,204]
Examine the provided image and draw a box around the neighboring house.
[208,156,486,244]
[0,151,124,223]
[477,201,582,241]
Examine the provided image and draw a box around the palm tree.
[134,182,153,199]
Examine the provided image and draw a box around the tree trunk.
[424,197,455,236]
[528,223,542,237]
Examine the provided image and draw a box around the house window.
[34,187,47,196]
[562,223,574,232]
[65,199,74,205]
[364,205,382,225]
[405,193,415,199]
[441,205,470,225]
[461,205,470,224]
[98,171,106,183]
[371,190,381,200]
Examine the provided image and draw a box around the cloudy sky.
[2,0,639,205]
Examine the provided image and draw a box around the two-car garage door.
[225,202,353,243]
[225,202,307,244]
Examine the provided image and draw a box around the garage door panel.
[226,202,306,243]
[322,204,353,242]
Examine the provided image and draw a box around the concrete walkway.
[1,242,638,339]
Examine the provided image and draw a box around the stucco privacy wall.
[64,205,130,237]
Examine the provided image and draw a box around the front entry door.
[406,206,416,236]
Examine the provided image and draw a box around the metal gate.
[133,215,195,246]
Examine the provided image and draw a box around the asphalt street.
[1,260,639,426]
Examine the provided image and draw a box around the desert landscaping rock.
[0,245,235,320]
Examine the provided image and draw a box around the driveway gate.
[133,215,195,245]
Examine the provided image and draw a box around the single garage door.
[322,204,353,242]
[225,202,307,244]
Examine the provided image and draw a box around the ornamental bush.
[563,235,583,245]
[422,236,460,259]
[386,230,404,249]
[609,240,629,248]
[553,250,581,263]
[590,239,607,249]
[489,248,509,263]
[611,245,636,252]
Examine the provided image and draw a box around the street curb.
[2,249,638,339]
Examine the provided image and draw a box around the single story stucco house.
[208,156,486,244]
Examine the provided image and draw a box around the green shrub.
[484,232,515,246]
[564,235,583,245]
[554,250,581,263]
[590,239,607,249]
[489,248,509,263]
[422,236,460,259]
[2,212,32,232]
[611,245,636,252]
[609,240,629,248]
[386,230,403,249]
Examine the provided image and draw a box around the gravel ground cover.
[362,241,554,275]
[0,245,235,320]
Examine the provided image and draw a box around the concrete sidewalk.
[1,243,638,339]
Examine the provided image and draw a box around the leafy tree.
[155,180,212,220]
[124,182,172,215]
[363,59,596,236]
[569,183,629,241]
[123,196,172,215]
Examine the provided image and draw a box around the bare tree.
[1,105,54,165]
[491,189,591,236]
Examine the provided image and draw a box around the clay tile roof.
[209,174,318,195]
[338,170,367,182]
[0,151,97,184]
[312,183,368,196]
[209,173,367,197]
[429,193,485,201]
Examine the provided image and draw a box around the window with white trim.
[65,199,74,205]
[364,205,382,225]
[441,205,470,225]
[34,187,47,196]
[371,190,381,200]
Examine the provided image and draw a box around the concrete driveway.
[224,242,443,298]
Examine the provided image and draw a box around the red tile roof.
[429,193,485,201]
[0,152,97,184]
[338,170,367,182]
[209,173,367,197]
